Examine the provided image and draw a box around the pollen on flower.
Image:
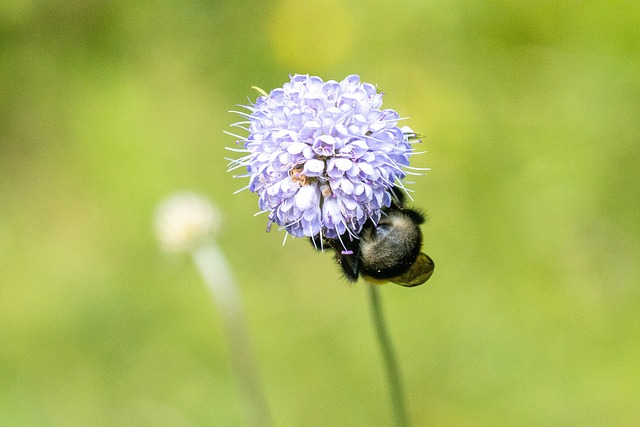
[155,192,220,253]
[289,164,312,186]
[321,183,333,198]
[226,74,421,240]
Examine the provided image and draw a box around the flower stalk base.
[368,283,410,427]
[192,244,272,427]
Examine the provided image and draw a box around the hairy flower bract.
[228,74,417,239]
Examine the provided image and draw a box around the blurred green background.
[2,0,639,425]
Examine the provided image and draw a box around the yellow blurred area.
[268,0,356,72]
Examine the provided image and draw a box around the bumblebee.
[312,191,434,287]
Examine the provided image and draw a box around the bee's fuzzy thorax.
[359,211,422,280]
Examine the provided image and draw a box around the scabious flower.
[227,74,419,240]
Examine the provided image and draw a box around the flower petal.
[334,158,353,171]
[304,159,325,174]
[294,184,318,210]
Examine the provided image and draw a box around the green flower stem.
[192,243,272,427]
[368,283,410,427]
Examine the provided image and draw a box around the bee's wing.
[390,253,434,287]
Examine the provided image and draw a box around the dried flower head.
[227,74,420,240]
[155,192,220,253]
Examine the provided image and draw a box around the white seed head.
[155,192,220,253]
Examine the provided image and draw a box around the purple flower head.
[227,74,420,240]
